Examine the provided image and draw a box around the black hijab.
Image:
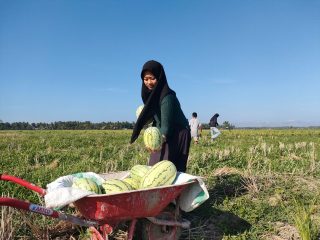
[130,60,175,143]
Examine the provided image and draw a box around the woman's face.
[143,71,157,90]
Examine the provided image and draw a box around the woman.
[131,60,191,172]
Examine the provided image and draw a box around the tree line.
[0,121,135,130]
[0,120,235,130]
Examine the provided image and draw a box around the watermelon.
[143,127,162,151]
[136,105,144,119]
[130,164,150,182]
[140,160,177,189]
[122,177,140,190]
[101,179,132,194]
[72,178,101,194]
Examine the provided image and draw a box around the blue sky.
[1,1,319,127]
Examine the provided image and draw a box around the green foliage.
[292,199,319,240]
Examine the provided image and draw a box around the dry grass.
[21,211,50,240]
[2,129,319,239]
[262,222,301,240]
[241,172,260,197]
[112,229,128,240]
[47,159,60,170]
[181,215,222,240]
[210,167,260,197]
[0,205,15,240]
[212,167,241,177]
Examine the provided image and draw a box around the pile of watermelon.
[72,160,177,194]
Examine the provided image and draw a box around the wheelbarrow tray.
[74,181,194,223]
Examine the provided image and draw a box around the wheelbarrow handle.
[0,174,46,196]
[0,197,98,227]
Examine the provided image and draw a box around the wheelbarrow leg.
[101,224,113,240]
[128,219,137,240]
[89,224,113,240]
[89,220,137,240]
[89,226,106,240]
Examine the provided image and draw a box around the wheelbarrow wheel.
[140,205,182,240]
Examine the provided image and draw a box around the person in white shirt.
[189,112,201,144]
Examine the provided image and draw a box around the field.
[1,129,320,239]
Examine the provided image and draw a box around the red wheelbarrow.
[0,173,195,240]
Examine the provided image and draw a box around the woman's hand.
[146,135,166,153]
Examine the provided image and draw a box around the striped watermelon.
[72,178,101,194]
[101,179,132,194]
[143,127,162,151]
[122,177,140,190]
[136,105,144,119]
[130,165,150,181]
[140,160,177,189]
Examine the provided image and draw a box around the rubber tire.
[140,205,182,240]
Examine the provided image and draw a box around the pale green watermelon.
[101,179,132,194]
[140,160,177,189]
[143,127,162,151]
[72,177,101,194]
[136,105,144,119]
[130,165,150,182]
[122,177,140,190]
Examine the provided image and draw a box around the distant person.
[209,113,220,141]
[189,112,201,144]
[131,60,191,172]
